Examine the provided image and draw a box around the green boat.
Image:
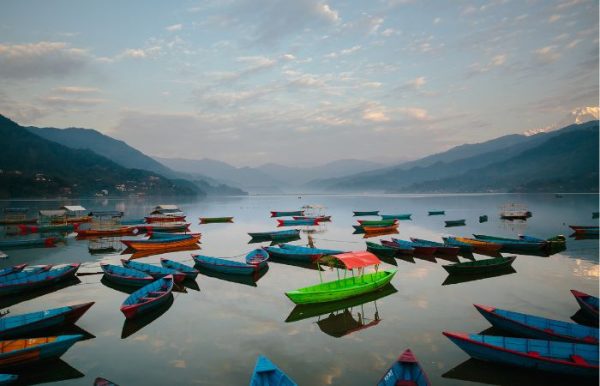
[381,214,412,220]
[365,241,396,257]
[358,219,397,226]
[445,219,466,227]
[199,217,234,224]
[428,210,445,215]
[285,251,397,305]
[443,255,517,275]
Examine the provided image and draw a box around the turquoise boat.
[353,211,379,216]
[428,210,445,216]
[279,244,344,255]
[0,335,83,368]
[0,265,27,278]
[160,259,199,279]
[101,264,154,287]
[445,219,466,227]
[250,355,297,386]
[0,264,80,296]
[121,260,185,283]
[120,276,174,319]
[193,255,264,275]
[0,265,51,284]
[442,237,474,252]
[0,374,17,384]
[381,214,412,220]
[473,234,546,251]
[378,349,431,386]
[248,229,300,240]
[0,237,60,249]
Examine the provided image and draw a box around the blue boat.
[160,259,199,279]
[0,302,94,339]
[473,234,545,251]
[264,246,322,263]
[279,244,344,255]
[381,214,412,220]
[248,229,300,240]
[0,374,17,384]
[409,238,460,255]
[277,219,318,226]
[571,290,599,320]
[444,332,598,377]
[245,249,270,270]
[0,264,79,296]
[380,240,414,255]
[120,276,174,319]
[392,238,437,255]
[0,264,27,278]
[475,304,599,344]
[192,255,262,275]
[270,210,304,218]
[148,232,197,240]
[121,260,185,283]
[378,349,431,386]
[353,211,379,216]
[352,225,365,234]
[0,236,60,249]
[250,355,297,386]
[0,335,83,368]
[101,264,155,287]
[0,265,52,284]
[442,237,474,252]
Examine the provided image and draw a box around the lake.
[0,193,598,385]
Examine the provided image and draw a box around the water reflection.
[121,294,175,339]
[268,257,324,271]
[247,235,301,245]
[11,359,85,385]
[362,229,399,239]
[571,309,599,327]
[197,265,269,287]
[441,267,517,286]
[0,276,81,308]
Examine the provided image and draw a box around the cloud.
[380,28,396,37]
[0,41,92,79]
[362,103,390,122]
[119,46,162,59]
[534,46,561,64]
[467,53,508,76]
[548,14,561,23]
[398,107,429,121]
[39,96,106,107]
[325,45,361,59]
[433,17,441,24]
[407,76,426,89]
[165,24,183,32]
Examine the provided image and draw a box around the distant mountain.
[309,120,599,193]
[0,115,201,198]
[401,124,599,193]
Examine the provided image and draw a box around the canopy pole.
[317,261,323,283]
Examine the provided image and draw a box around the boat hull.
[121,235,200,251]
[0,335,83,368]
[571,290,599,320]
[199,217,233,224]
[353,211,379,216]
[378,349,431,386]
[120,276,174,319]
[101,264,155,287]
[270,211,304,218]
[381,214,412,220]
[193,255,263,275]
[443,256,516,275]
[0,264,79,296]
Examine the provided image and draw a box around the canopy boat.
[144,215,186,223]
[443,332,598,377]
[571,290,599,320]
[192,254,265,275]
[94,378,118,386]
[442,237,474,252]
[0,302,94,339]
[479,215,488,223]
[292,215,331,222]
[285,251,397,304]
[120,276,174,319]
[121,260,185,283]
[472,234,546,251]
[428,210,445,216]
[569,225,599,235]
[381,214,412,220]
[245,249,270,269]
[136,222,191,233]
[160,259,199,279]
[365,241,397,257]
[199,216,234,224]
[270,210,304,218]
[101,264,155,287]
[0,237,59,249]
[409,238,460,256]
[276,219,319,227]
[121,234,200,251]
[0,335,83,368]
[0,374,17,384]
[442,256,516,275]
[17,223,78,234]
[0,265,27,277]
[0,264,80,296]
[392,238,436,255]
[450,237,502,252]
[250,355,297,386]
[353,211,379,216]
[248,229,300,240]
[378,349,431,386]
[76,226,137,238]
[445,219,466,227]
[474,304,598,344]
[357,219,397,226]
[380,240,414,255]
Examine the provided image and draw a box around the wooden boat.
[292,215,331,222]
[409,238,460,255]
[270,210,304,218]
[451,237,502,252]
[265,246,322,263]
[474,304,598,344]
[0,374,17,384]
[101,264,155,287]
[0,302,94,339]
[76,226,136,238]
[381,214,412,220]
[473,234,545,251]
[285,251,397,304]
[17,223,78,234]
[392,238,436,255]
[120,276,174,319]
[357,219,397,226]
[443,332,599,377]
[442,237,474,252]
[199,217,233,224]
[0,265,27,278]
[248,229,300,240]
[0,264,80,296]
[145,215,186,223]
[137,223,191,233]
[94,378,118,386]
[353,211,379,216]
[569,225,599,235]
[160,259,199,279]
[245,249,270,269]
[148,232,200,240]
[250,355,297,386]
[445,219,466,227]
[380,240,414,255]
[0,266,52,284]
[121,260,185,283]
[500,203,531,220]
[378,349,431,386]
[363,225,398,234]
[443,256,516,275]
[428,210,445,216]
[571,290,599,320]
[276,219,318,226]
[0,237,59,249]
[479,215,488,223]
[192,255,264,275]
[279,244,344,255]
[127,244,200,260]
[365,241,397,257]
[120,234,200,251]
[0,335,83,368]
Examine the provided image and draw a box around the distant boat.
[442,256,516,275]
[357,219,397,226]
[569,225,599,235]
[120,276,174,319]
[381,214,412,220]
[248,229,300,240]
[121,234,200,251]
[500,203,531,220]
[292,215,331,222]
[0,237,60,249]
[0,335,83,368]
[571,290,599,320]
[428,210,445,216]
[76,226,137,238]
[444,332,598,377]
[479,215,488,223]
[250,355,297,386]
[409,238,460,256]
[276,219,319,226]
[363,225,399,234]
[377,349,431,386]
[199,216,234,224]
[445,219,466,227]
[270,210,304,218]
[121,260,186,283]
[472,234,546,251]
[353,211,379,216]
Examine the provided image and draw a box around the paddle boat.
[76,226,137,238]
[285,251,397,304]
[378,349,431,386]
[292,215,331,222]
[0,265,52,284]
[357,219,397,227]
[245,249,270,269]
[443,256,516,275]
[409,238,460,255]
[160,259,199,279]
[428,210,445,216]
[479,215,488,223]
[381,214,412,220]
[571,290,599,320]
[193,253,267,275]
[17,223,78,234]
[473,234,546,251]
[0,264,80,296]
[353,211,379,216]
[199,216,234,224]
[148,232,200,240]
[0,335,84,368]
[121,260,185,283]
[250,355,297,386]
[0,265,27,277]
[145,215,186,223]
[270,210,304,218]
[136,222,191,233]
[120,276,174,319]
[365,242,397,257]
[101,264,155,287]
[265,244,336,263]
[442,237,474,252]
[363,225,399,234]
[121,234,200,251]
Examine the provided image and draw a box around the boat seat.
[570,355,588,365]
[396,381,418,386]
[527,351,540,357]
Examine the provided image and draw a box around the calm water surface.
[1,194,598,385]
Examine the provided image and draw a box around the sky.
[0,0,598,167]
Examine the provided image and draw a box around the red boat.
[77,226,137,238]
[571,290,599,319]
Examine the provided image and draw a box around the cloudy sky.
[1,0,598,167]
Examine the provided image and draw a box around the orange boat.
[53,216,92,224]
[363,225,398,233]
[127,244,201,260]
[76,226,138,238]
[453,237,503,252]
[121,234,201,251]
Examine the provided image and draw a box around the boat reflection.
[442,358,596,386]
[571,233,599,240]
[412,254,437,263]
[434,254,460,263]
[121,294,174,339]
[268,257,324,271]
[442,267,517,286]
[11,358,85,385]
[0,276,81,309]
[197,266,269,287]
[285,284,397,338]
[101,276,187,294]
[248,235,301,245]
[182,278,200,292]
[125,244,201,260]
[362,229,399,239]
[571,309,599,327]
